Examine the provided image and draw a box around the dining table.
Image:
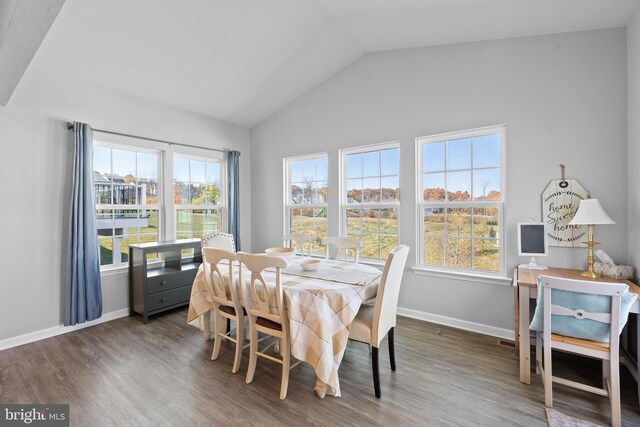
[187,255,383,398]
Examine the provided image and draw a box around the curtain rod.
[66,122,237,155]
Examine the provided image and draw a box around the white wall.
[0,69,251,343]
[628,11,640,274]
[251,28,628,335]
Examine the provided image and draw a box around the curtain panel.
[228,150,241,251]
[65,122,103,325]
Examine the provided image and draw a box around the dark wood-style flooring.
[0,309,639,426]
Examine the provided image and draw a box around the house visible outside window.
[173,155,225,240]
[284,154,328,255]
[417,125,505,274]
[340,143,400,261]
[93,144,160,266]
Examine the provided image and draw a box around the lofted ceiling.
[12,0,640,128]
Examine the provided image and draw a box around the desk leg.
[519,285,531,384]
[513,284,519,353]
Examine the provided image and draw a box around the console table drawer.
[147,286,192,312]
[147,269,196,294]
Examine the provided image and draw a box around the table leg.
[513,283,519,353]
[637,313,640,406]
[519,285,531,384]
[203,310,212,341]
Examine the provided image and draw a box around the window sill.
[100,264,129,276]
[411,266,513,286]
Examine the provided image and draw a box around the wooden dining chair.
[283,233,313,256]
[236,252,301,399]
[322,236,362,263]
[201,247,245,374]
[201,231,236,252]
[534,275,631,427]
[348,245,410,398]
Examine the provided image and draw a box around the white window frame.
[173,153,227,240]
[339,141,401,263]
[283,152,328,256]
[415,125,507,279]
[93,133,227,272]
[93,140,164,270]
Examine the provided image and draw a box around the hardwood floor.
[1,309,639,426]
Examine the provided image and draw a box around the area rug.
[545,408,603,427]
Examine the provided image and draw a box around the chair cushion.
[218,305,246,316]
[348,304,374,344]
[256,316,282,331]
[529,278,637,342]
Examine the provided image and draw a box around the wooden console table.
[513,266,640,404]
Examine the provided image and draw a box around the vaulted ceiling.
[5,0,640,128]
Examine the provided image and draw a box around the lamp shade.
[568,198,615,225]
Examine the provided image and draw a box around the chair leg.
[211,311,222,361]
[535,332,542,375]
[245,319,258,384]
[372,346,381,398]
[232,316,244,374]
[543,340,553,408]
[280,336,290,400]
[603,359,610,390]
[388,327,396,371]
[610,358,621,427]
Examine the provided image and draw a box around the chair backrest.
[202,247,240,309]
[236,252,289,324]
[283,233,313,256]
[322,236,362,263]
[202,231,236,252]
[539,275,627,347]
[371,245,410,347]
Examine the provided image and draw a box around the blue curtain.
[65,122,102,325]
[228,150,241,251]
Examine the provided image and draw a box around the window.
[417,125,505,274]
[284,154,328,255]
[174,155,224,240]
[341,143,400,261]
[93,144,160,266]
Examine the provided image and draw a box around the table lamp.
[568,198,615,278]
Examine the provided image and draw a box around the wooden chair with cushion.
[322,236,362,263]
[348,245,410,398]
[534,275,633,427]
[237,252,301,399]
[283,233,313,256]
[202,247,245,373]
[201,231,236,252]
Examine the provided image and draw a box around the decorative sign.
[541,179,588,247]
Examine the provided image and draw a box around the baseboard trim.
[0,308,130,351]
[397,307,515,341]
[1,306,515,351]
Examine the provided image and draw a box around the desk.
[187,258,382,398]
[515,267,640,400]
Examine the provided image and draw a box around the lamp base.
[580,270,601,278]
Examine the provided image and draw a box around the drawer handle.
[160,280,167,286]
[160,297,167,302]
